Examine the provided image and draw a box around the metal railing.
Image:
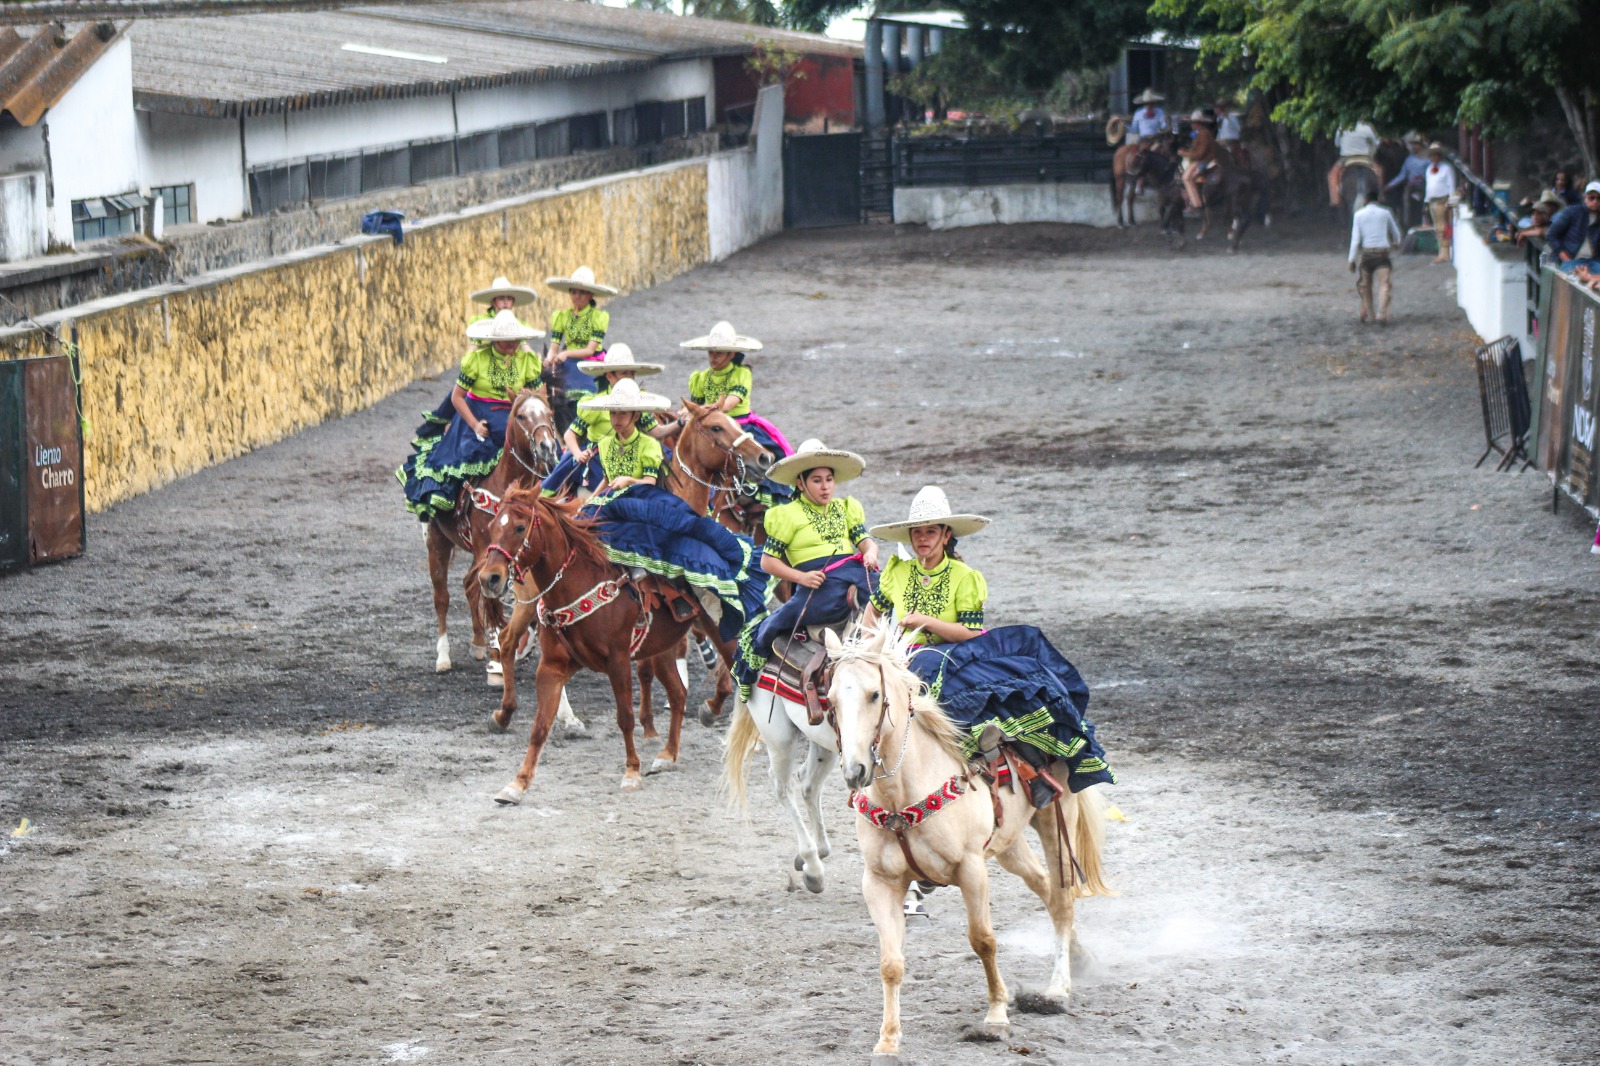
[892,133,1116,188]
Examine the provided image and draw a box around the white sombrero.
[466,308,543,342]
[869,486,990,543]
[577,342,664,378]
[1133,88,1165,106]
[470,275,537,306]
[545,265,620,297]
[679,321,764,353]
[577,377,670,413]
[766,438,865,487]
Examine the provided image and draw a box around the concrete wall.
[455,60,714,136]
[137,110,246,222]
[707,85,782,261]
[1453,210,1534,356]
[893,182,1118,230]
[42,36,141,247]
[0,141,783,512]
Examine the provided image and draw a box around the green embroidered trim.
[404,434,501,482]
[799,498,849,549]
[848,523,867,544]
[957,609,985,627]
[901,561,953,619]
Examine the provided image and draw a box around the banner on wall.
[0,354,85,571]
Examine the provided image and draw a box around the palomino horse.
[476,488,739,798]
[1160,153,1261,253]
[635,398,774,733]
[825,622,1113,1062]
[1110,132,1178,228]
[425,390,560,674]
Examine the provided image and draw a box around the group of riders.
[396,267,1115,912]
[1117,87,1251,213]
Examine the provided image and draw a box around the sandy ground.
[2,219,1597,1065]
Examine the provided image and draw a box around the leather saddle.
[763,630,835,726]
[629,574,700,623]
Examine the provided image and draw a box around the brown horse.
[477,488,742,799]
[1110,133,1178,228]
[425,390,560,674]
[1160,153,1261,253]
[634,398,776,733]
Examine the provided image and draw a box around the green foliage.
[745,40,809,87]
[956,0,1151,91]
[684,0,783,27]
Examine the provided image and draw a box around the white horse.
[825,621,1113,1063]
[723,632,842,894]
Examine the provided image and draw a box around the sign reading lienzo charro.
[23,356,84,564]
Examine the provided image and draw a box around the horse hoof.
[649,756,678,774]
[793,855,805,872]
[985,1022,1010,1040]
[802,870,824,894]
[620,774,643,792]
[698,706,717,728]
[486,671,504,689]
[493,785,524,806]
[489,712,511,733]
[469,642,487,661]
[435,659,452,673]
[562,717,587,734]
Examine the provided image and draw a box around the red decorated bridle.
[484,500,577,608]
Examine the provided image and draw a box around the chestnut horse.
[1110,132,1178,228]
[1159,152,1261,253]
[477,488,742,799]
[635,398,775,733]
[425,390,560,674]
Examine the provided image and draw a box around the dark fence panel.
[784,132,862,229]
[893,134,1116,188]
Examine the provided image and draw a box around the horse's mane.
[833,619,970,765]
[498,486,611,569]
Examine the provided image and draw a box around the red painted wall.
[714,54,856,128]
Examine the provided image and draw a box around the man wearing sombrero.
[544,265,619,428]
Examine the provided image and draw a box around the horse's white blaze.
[435,634,452,672]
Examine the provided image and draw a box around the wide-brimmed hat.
[1403,131,1425,145]
[577,342,663,378]
[1426,142,1446,155]
[545,265,619,297]
[1536,192,1566,213]
[868,486,990,543]
[470,275,537,306]
[679,321,764,353]
[766,438,865,487]
[577,377,670,413]
[1133,88,1164,106]
[466,308,543,342]
[1188,109,1215,124]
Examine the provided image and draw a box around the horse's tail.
[1070,786,1115,898]
[722,699,760,816]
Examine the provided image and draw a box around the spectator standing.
[1424,143,1459,264]
[1552,169,1581,207]
[1546,181,1600,272]
[1383,134,1430,228]
[1349,190,1402,324]
[1214,99,1245,167]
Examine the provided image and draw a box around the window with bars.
[498,123,538,166]
[534,120,569,160]
[152,184,194,226]
[71,198,139,242]
[612,107,637,148]
[360,147,410,193]
[410,139,455,184]
[308,155,362,201]
[456,131,499,173]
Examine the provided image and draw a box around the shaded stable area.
[1,220,1597,1063]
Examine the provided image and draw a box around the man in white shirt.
[1328,121,1382,207]
[1126,88,1167,145]
[1423,142,1459,263]
[1349,190,1403,324]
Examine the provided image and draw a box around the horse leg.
[555,687,585,733]
[603,656,644,790]
[798,739,837,861]
[700,637,735,727]
[998,820,1075,1003]
[426,522,453,672]
[765,724,825,891]
[646,648,690,773]
[953,854,1010,1036]
[494,653,574,805]
[490,598,538,731]
[463,558,488,663]
[864,868,908,1061]
[635,659,658,739]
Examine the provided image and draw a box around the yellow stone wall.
[0,163,711,512]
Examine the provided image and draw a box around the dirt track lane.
[2,220,1597,1065]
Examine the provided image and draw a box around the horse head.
[477,486,549,601]
[824,619,910,790]
[678,397,775,484]
[510,392,561,477]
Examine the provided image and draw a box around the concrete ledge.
[893,182,1116,230]
[1453,211,1534,356]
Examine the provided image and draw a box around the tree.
[1157,0,1600,176]
[953,0,1151,92]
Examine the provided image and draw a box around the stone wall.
[0,160,715,512]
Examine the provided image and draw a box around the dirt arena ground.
[2,219,1598,1065]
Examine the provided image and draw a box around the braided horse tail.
[722,699,761,815]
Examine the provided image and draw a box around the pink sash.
[736,413,793,457]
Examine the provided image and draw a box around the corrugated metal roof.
[112,1,859,117]
[0,20,124,127]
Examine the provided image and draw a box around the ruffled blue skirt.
[908,626,1115,792]
[397,393,509,521]
[579,485,767,643]
[734,553,875,699]
[541,450,606,497]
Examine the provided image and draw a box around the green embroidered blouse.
[762,496,868,567]
[688,363,753,417]
[871,555,987,643]
[599,428,663,483]
[457,344,542,401]
[568,403,658,447]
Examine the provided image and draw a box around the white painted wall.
[454,59,713,134]
[894,182,1119,230]
[137,110,246,223]
[1453,208,1534,356]
[43,36,140,247]
[708,84,782,261]
[0,172,47,259]
[244,96,457,164]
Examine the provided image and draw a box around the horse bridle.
[484,501,577,607]
[673,417,762,498]
[509,396,561,479]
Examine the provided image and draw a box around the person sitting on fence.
[1546,181,1600,273]
[1349,189,1402,325]
[1516,193,1565,246]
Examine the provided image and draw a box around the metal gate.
[783,132,862,228]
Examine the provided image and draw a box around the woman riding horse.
[469,275,537,326]
[734,439,879,701]
[864,485,1115,809]
[542,344,668,499]
[399,310,545,521]
[544,265,618,428]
